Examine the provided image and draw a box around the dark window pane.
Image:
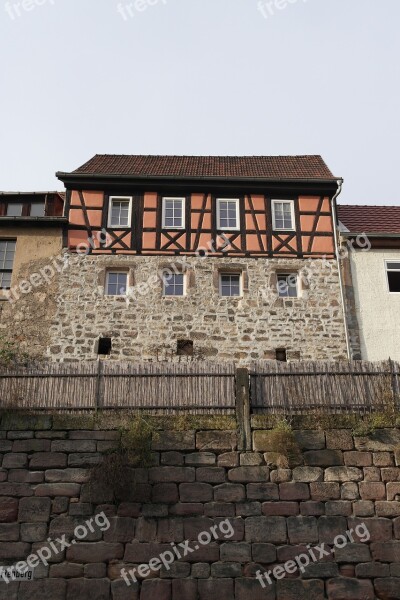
[30,203,45,217]
[388,271,400,292]
[7,203,23,217]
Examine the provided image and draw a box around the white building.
[338,205,400,361]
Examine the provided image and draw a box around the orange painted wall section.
[67,191,335,257]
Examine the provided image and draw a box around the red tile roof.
[337,205,400,234]
[72,154,336,180]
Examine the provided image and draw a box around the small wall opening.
[177,340,193,356]
[276,348,287,362]
[98,337,112,356]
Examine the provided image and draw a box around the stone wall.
[45,254,347,363]
[0,415,399,599]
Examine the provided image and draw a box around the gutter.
[331,181,352,360]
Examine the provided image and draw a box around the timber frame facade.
[59,172,339,259]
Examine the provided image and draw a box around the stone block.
[157,518,184,543]
[0,542,30,560]
[292,467,323,482]
[303,563,339,578]
[326,430,353,450]
[387,482,400,501]
[340,482,359,500]
[236,578,276,600]
[20,522,47,542]
[160,562,191,578]
[30,452,67,469]
[245,516,287,543]
[310,482,340,501]
[18,579,67,600]
[141,504,168,518]
[343,451,372,466]
[140,580,171,600]
[220,542,251,562]
[276,579,325,600]
[171,579,197,600]
[373,452,394,467]
[84,563,107,578]
[354,429,400,452]
[300,501,325,516]
[161,452,184,466]
[371,541,400,562]
[198,578,234,600]
[45,468,89,483]
[196,431,237,452]
[218,452,239,467]
[252,543,277,563]
[348,517,392,542]
[376,501,400,517]
[318,516,348,543]
[19,496,51,522]
[205,502,235,517]
[270,469,292,483]
[304,450,343,466]
[66,542,124,562]
[363,466,381,481]
[179,483,213,502]
[211,561,242,577]
[196,467,225,483]
[2,453,28,469]
[149,467,195,483]
[294,430,325,450]
[228,467,269,483]
[335,543,371,563]
[287,516,318,544]
[353,500,375,517]
[262,501,299,516]
[103,517,135,543]
[152,483,179,504]
[0,497,18,522]
[183,517,214,540]
[35,483,81,497]
[191,563,210,578]
[68,453,103,467]
[326,578,374,600]
[66,578,110,600]
[8,469,44,483]
[355,562,390,578]
[50,562,84,578]
[12,439,51,452]
[240,453,263,466]
[374,578,400,600]
[0,483,33,497]
[235,502,261,517]
[325,501,352,516]
[185,452,216,465]
[0,522,19,541]
[325,467,363,482]
[169,503,204,516]
[279,482,310,500]
[359,482,386,500]
[214,483,245,502]
[152,431,195,452]
[247,483,279,501]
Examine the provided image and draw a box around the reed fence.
[0,360,398,415]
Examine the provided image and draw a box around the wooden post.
[95,360,102,412]
[236,368,251,452]
[389,358,399,409]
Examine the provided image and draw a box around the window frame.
[216,198,240,231]
[385,260,400,294]
[271,199,295,231]
[277,272,299,298]
[108,196,132,229]
[219,272,242,298]
[105,271,129,297]
[0,239,17,290]
[162,197,186,230]
[162,271,186,297]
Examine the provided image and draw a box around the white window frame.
[0,239,16,290]
[271,200,295,231]
[105,271,129,297]
[216,198,240,231]
[219,272,242,297]
[162,197,185,230]
[385,260,400,294]
[162,271,186,297]
[276,272,299,298]
[108,196,132,228]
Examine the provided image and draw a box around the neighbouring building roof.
[337,205,400,234]
[71,154,337,180]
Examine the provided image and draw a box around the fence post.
[236,367,251,452]
[95,360,102,412]
[389,358,400,409]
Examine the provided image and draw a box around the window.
[163,273,185,296]
[0,240,16,289]
[277,273,298,298]
[386,261,400,293]
[108,197,131,228]
[97,337,112,356]
[6,203,23,217]
[106,272,128,296]
[162,197,185,229]
[217,199,239,230]
[272,200,294,230]
[30,202,45,217]
[219,273,241,297]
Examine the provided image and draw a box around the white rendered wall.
[350,248,400,361]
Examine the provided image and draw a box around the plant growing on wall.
[0,334,30,368]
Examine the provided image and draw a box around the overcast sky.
[1,0,399,205]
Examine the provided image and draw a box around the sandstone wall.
[47,254,347,363]
[0,415,399,599]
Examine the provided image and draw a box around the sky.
[0,0,399,205]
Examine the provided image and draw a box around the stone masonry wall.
[0,416,399,599]
[46,254,347,363]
